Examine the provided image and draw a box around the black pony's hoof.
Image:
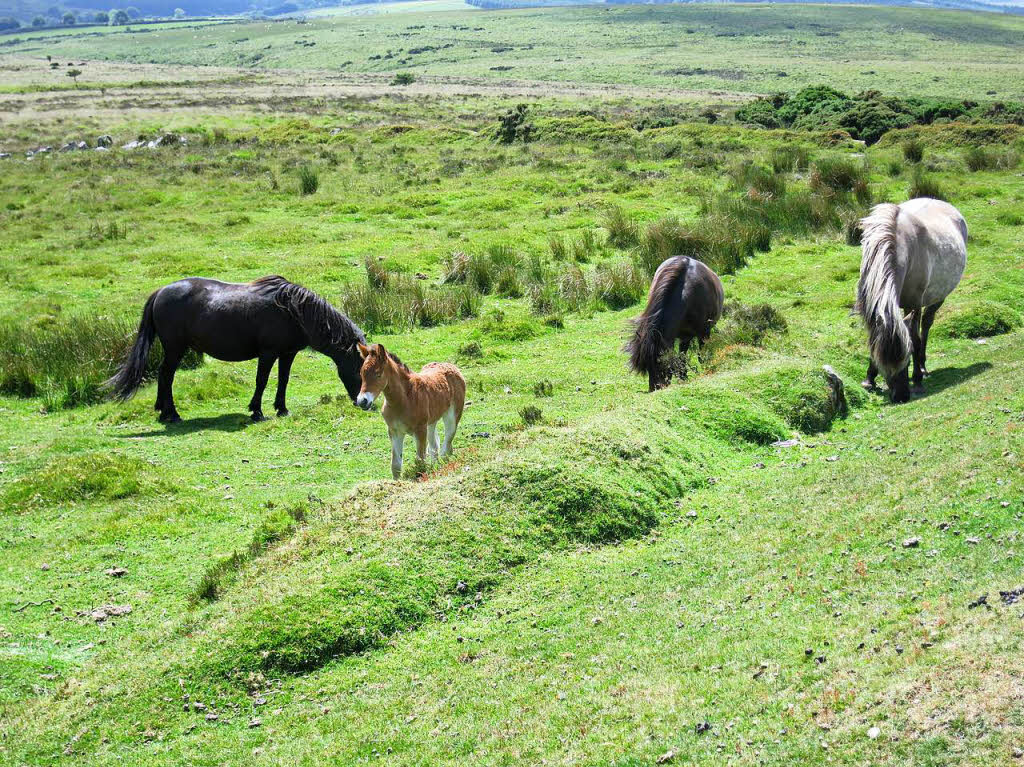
[160,413,182,424]
[276,408,290,418]
[251,412,267,423]
[911,384,925,396]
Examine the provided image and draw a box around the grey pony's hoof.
[861,380,878,391]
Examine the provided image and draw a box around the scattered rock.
[822,365,848,417]
[40,563,50,571]
[1013,746,1023,759]
[248,718,262,728]
[0,152,10,160]
[96,135,113,147]
[868,726,881,739]
[122,140,146,150]
[966,537,980,545]
[772,439,800,448]
[104,567,127,578]
[80,604,132,622]
[695,721,712,734]
[1000,587,1024,605]
[656,750,676,764]
[902,537,921,548]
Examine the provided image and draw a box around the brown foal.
[355,343,466,479]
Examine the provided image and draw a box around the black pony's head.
[334,344,364,403]
[887,364,911,404]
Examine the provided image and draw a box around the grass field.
[2,3,1024,765]
[4,4,1024,99]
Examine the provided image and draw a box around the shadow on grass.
[917,361,993,400]
[119,413,254,438]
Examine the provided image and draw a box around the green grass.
[2,6,1024,765]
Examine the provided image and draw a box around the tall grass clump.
[559,264,591,312]
[728,161,786,199]
[342,263,479,331]
[908,167,947,200]
[593,261,645,310]
[809,157,868,194]
[964,146,1020,172]
[769,145,811,173]
[603,204,640,249]
[0,315,202,409]
[298,165,319,195]
[634,215,755,278]
[902,139,924,164]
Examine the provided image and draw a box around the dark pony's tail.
[625,256,690,377]
[106,291,158,400]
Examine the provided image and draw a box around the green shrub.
[940,300,1020,339]
[532,379,553,398]
[496,103,533,144]
[519,405,543,427]
[390,72,416,86]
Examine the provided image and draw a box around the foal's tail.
[625,256,689,377]
[856,203,910,376]
[106,291,158,400]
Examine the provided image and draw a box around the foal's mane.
[383,349,411,372]
[856,203,910,375]
[252,275,365,353]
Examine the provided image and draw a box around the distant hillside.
[466,0,1023,13]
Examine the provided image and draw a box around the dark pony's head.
[259,276,367,403]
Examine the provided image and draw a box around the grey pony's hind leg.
[908,309,925,394]
[919,301,943,379]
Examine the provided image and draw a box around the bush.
[886,158,903,177]
[298,165,319,195]
[902,139,924,164]
[532,379,553,398]
[496,104,533,144]
[390,72,416,86]
[940,300,1020,339]
[519,405,543,427]
[908,167,946,200]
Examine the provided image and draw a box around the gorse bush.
[0,315,202,409]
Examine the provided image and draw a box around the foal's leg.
[274,351,297,417]
[388,425,405,480]
[157,345,185,423]
[248,352,277,422]
[907,309,925,394]
[413,426,429,477]
[919,301,943,379]
[441,406,458,456]
[427,423,440,461]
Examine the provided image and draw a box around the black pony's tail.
[625,256,689,377]
[106,291,158,400]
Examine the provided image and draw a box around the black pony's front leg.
[249,353,277,422]
[274,351,297,417]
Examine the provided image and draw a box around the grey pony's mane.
[856,203,910,376]
[251,275,366,353]
[625,256,690,376]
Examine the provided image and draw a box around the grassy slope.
[4,4,1024,99]
[1,134,1023,762]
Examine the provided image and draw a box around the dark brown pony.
[626,256,724,391]
[107,276,366,423]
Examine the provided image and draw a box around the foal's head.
[355,343,391,411]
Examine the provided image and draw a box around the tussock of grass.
[341,263,480,331]
[964,145,1020,172]
[603,204,640,249]
[733,363,856,433]
[592,261,646,310]
[2,453,159,512]
[908,167,947,200]
[939,300,1021,339]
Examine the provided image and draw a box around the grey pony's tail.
[856,203,910,377]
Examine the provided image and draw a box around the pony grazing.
[107,276,366,423]
[626,255,724,391]
[355,343,466,479]
[856,198,967,403]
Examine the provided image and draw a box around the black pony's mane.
[252,275,365,353]
[625,256,690,375]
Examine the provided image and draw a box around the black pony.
[626,256,724,391]
[107,276,366,423]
